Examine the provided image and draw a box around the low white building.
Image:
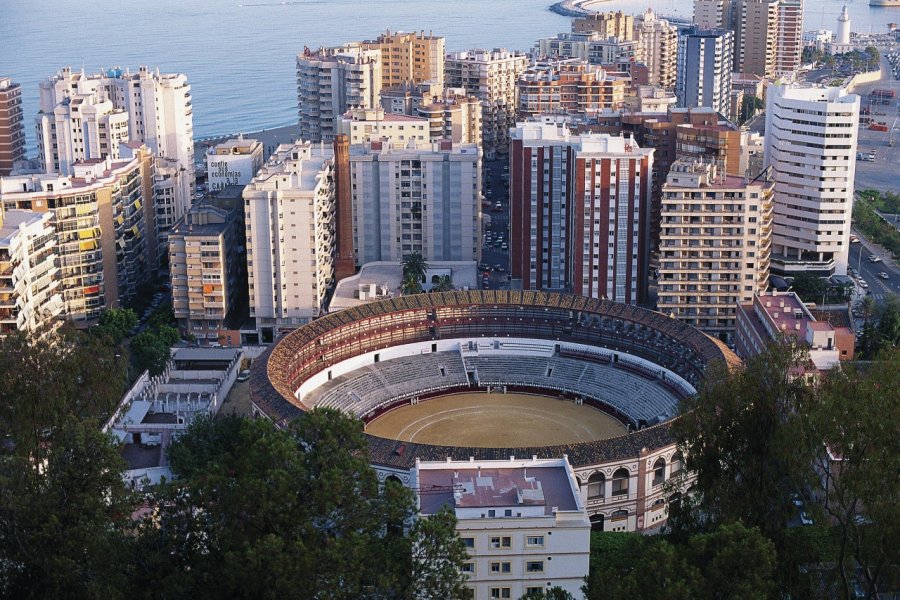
[206,136,264,192]
[414,457,591,600]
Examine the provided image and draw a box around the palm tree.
[861,295,876,325]
[401,272,423,295]
[402,252,428,285]
[432,275,454,293]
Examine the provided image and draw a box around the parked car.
[236,370,251,382]
[799,512,814,526]
[879,272,889,280]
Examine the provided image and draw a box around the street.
[480,159,511,290]
[847,232,899,319]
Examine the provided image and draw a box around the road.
[847,233,899,313]
[480,159,511,290]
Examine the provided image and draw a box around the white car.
[236,370,251,382]
[800,512,814,526]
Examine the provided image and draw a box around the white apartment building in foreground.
[0,209,63,336]
[242,142,335,341]
[414,457,590,600]
[764,83,859,276]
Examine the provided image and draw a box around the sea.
[2,0,896,152]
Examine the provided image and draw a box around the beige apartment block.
[362,30,445,92]
[571,11,635,40]
[659,159,774,341]
[734,0,780,78]
[517,60,626,118]
[445,49,529,159]
[0,145,156,322]
[634,10,678,89]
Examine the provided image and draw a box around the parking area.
[851,53,900,192]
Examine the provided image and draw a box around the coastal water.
[2,0,896,153]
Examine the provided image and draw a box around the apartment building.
[361,30,445,92]
[242,142,335,340]
[169,189,244,344]
[0,145,156,321]
[776,0,804,77]
[734,0,780,78]
[533,33,638,68]
[0,209,63,336]
[343,139,481,265]
[509,121,653,304]
[206,136,264,192]
[296,45,382,142]
[676,28,734,119]
[764,83,859,276]
[658,159,773,341]
[416,92,483,146]
[337,107,430,145]
[0,77,27,176]
[571,11,635,40]
[36,66,195,223]
[445,49,529,159]
[414,457,590,600]
[693,0,736,29]
[633,10,678,90]
[517,61,626,119]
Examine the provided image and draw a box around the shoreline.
[549,0,612,17]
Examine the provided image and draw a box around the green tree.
[876,295,900,348]
[798,353,900,597]
[402,251,428,283]
[96,307,138,343]
[0,328,126,460]
[520,586,576,600]
[860,295,876,324]
[687,522,777,600]
[0,420,137,599]
[402,272,424,295]
[130,330,170,376]
[790,272,827,303]
[672,341,816,542]
[147,303,175,330]
[138,411,469,599]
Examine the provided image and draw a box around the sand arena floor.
[365,392,627,447]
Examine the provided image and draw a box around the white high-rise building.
[764,83,860,276]
[444,49,529,159]
[206,136,264,192]
[296,45,382,142]
[242,142,335,340]
[347,139,481,265]
[676,28,734,119]
[35,66,196,248]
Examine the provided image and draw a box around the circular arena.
[250,290,738,532]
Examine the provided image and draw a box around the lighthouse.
[836,6,851,45]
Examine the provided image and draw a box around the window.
[490,588,511,599]
[526,587,544,595]
[652,458,666,486]
[670,451,684,477]
[461,562,475,574]
[490,562,511,574]
[490,536,512,549]
[462,537,475,549]
[587,472,605,499]
[526,535,544,547]
[612,468,630,496]
[526,561,544,573]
